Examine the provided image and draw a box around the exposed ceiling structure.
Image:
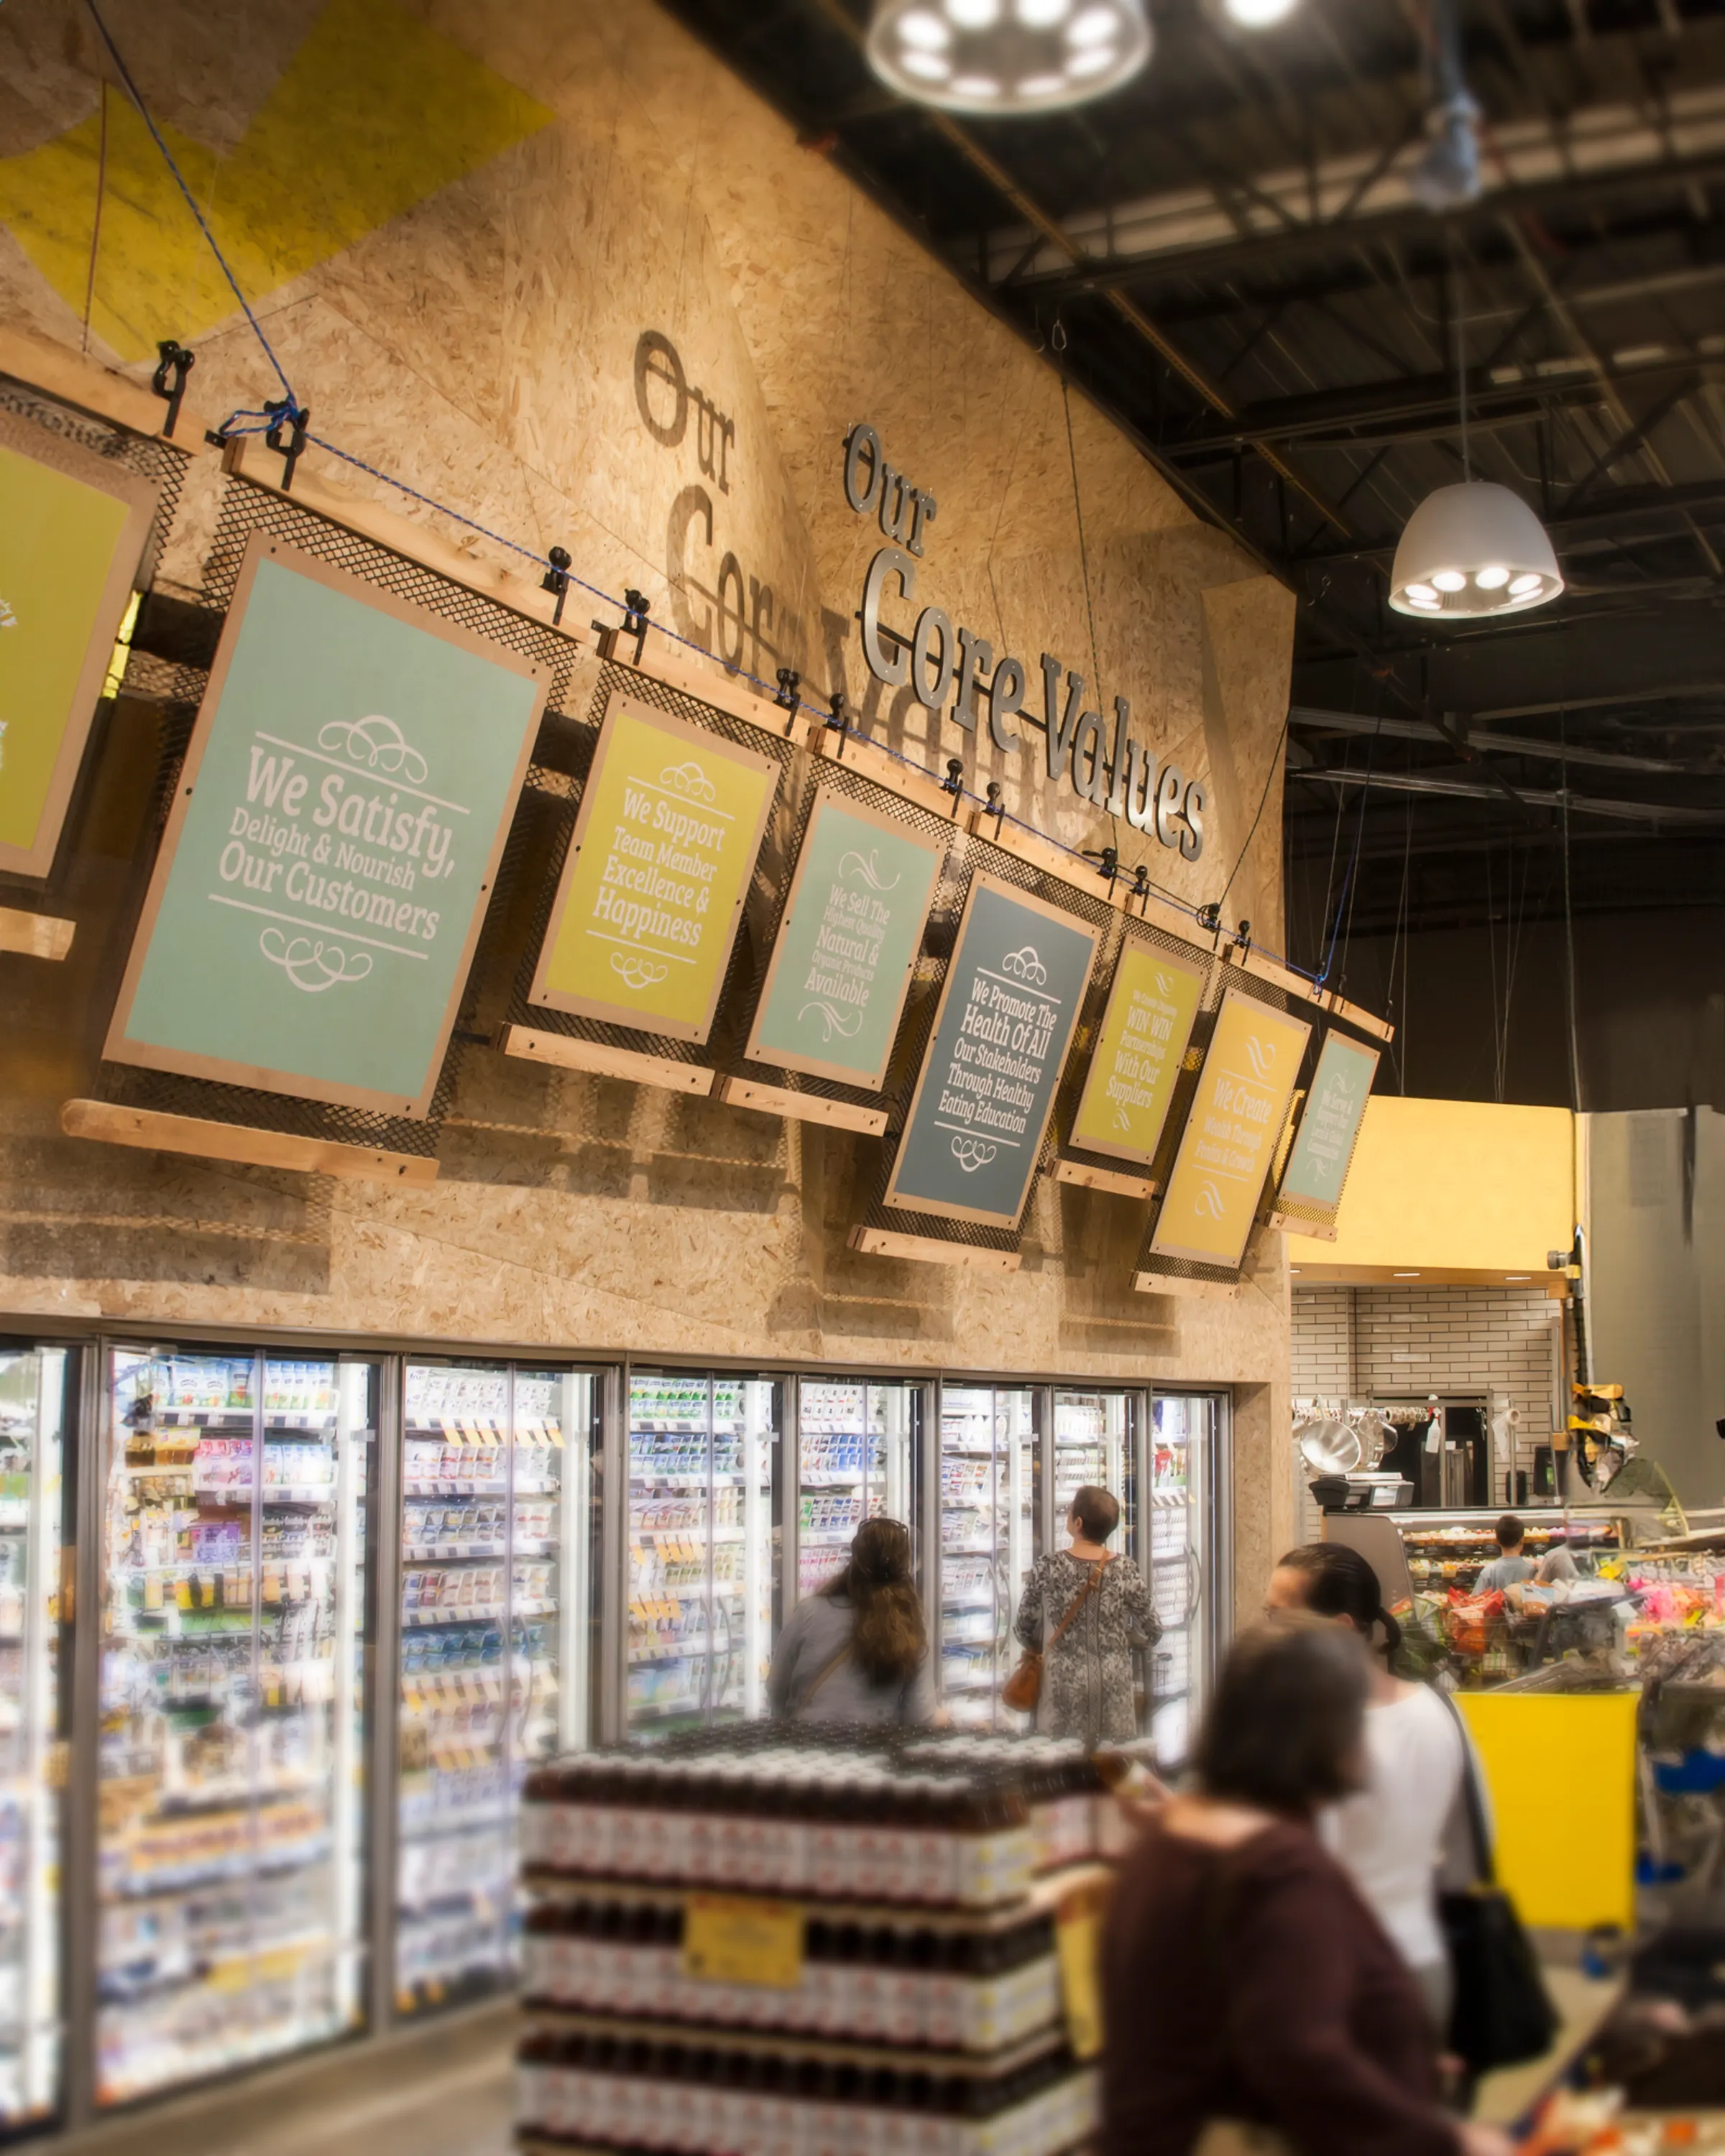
[661,0,1725,975]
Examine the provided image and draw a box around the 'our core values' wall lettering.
[1067,938,1209,1170]
[885,875,1099,1228]
[106,537,546,1118]
[530,691,778,1043]
[1278,1031,1379,1210]
[1149,987,1311,1268]
[0,410,159,879]
[744,790,944,1090]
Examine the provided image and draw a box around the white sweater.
[1320,1684,1467,1973]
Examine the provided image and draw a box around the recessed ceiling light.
[949,70,1001,93]
[1067,40,1118,70]
[898,7,952,44]
[1508,573,1543,596]
[1431,569,1468,593]
[869,0,1149,109]
[947,0,1002,23]
[1505,1274,1530,1281]
[1222,0,1298,22]
[1069,4,1119,40]
[1016,70,1067,92]
[1016,0,1072,19]
[1475,564,1510,589]
[1394,1270,1420,1278]
[900,45,952,75]
[1404,582,1438,604]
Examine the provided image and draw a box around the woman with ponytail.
[768,1518,937,1726]
[1268,1544,1471,2033]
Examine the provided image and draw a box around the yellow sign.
[1069,937,1208,1167]
[1151,987,1311,1268]
[1055,1880,1109,2061]
[1456,1692,1638,1930]
[530,693,780,1044]
[681,1894,804,1990]
[0,413,157,877]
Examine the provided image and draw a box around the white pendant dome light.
[1389,481,1563,619]
[866,0,1151,114]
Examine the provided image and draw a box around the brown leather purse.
[1002,1555,1111,1713]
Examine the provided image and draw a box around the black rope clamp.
[827,688,850,739]
[1197,902,1223,937]
[984,781,1006,826]
[622,589,650,665]
[151,340,196,438]
[942,757,965,806]
[1233,918,1253,952]
[1131,864,1150,903]
[776,668,801,734]
[1085,845,1119,885]
[541,546,572,629]
[264,399,310,492]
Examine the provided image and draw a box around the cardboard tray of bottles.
[516,1730,1118,2156]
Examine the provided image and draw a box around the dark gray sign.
[884,874,1100,1229]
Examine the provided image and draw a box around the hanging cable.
[1560,704,1583,1112]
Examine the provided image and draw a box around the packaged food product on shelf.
[517,1727,1102,2156]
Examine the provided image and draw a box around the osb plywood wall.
[0,0,1296,1537]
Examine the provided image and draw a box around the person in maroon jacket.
[1100,1622,1514,2156]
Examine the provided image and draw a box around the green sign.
[0,410,158,878]
[1068,936,1208,1169]
[744,790,944,1089]
[530,691,779,1044]
[106,535,546,1119]
[1279,1031,1379,1208]
[884,874,1100,1229]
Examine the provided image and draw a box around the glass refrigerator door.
[795,1381,915,1600]
[396,1362,597,2014]
[98,1347,370,2106]
[1147,1393,1215,1770]
[1051,1391,1129,1534]
[627,1374,780,1735]
[938,1386,1036,1728]
[0,1348,65,2132]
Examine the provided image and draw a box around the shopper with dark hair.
[768,1518,937,1724]
[1012,1485,1156,1746]
[1268,1543,1470,2030]
[1101,1622,1509,2156]
[1476,1516,1536,1594]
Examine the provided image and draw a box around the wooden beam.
[848,1223,1021,1271]
[714,1076,888,1135]
[60,1099,438,1184]
[1319,988,1395,1042]
[812,725,972,825]
[0,908,75,962]
[1054,1157,1158,1201]
[1132,1266,1242,1301]
[225,440,589,648]
[0,323,218,451]
[501,1024,716,1097]
[967,805,1128,911]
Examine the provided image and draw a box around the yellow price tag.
[1056,1879,1109,2062]
[681,1894,804,1990]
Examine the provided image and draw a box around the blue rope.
[82,0,299,409]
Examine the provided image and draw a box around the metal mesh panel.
[857,825,1120,1255]
[1133,958,1326,1289]
[713,753,972,1110]
[91,471,580,1161]
[505,658,803,1068]
[1052,911,1217,1185]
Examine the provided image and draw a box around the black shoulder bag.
[1436,1693,1559,2074]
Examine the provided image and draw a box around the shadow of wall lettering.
[0,1144,333,1292]
[640,328,806,679]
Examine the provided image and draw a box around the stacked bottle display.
[0,1350,64,2132]
[97,1350,369,2105]
[939,1389,1036,1728]
[627,1376,778,1734]
[396,1361,591,2015]
[518,1728,1102,2156]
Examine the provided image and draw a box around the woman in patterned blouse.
[1013,1485,1159,1746]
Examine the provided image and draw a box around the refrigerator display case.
[938,1386,1038,1728]
[0,1347,67,2132]
[794,1380,919,1600]
[97,1347,372,2106]
[626,1373,781,1736]
[1147,1393,1223,1769]
[1050,1390,1133,1544]
[395,1362,597,2014]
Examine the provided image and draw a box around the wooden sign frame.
[104,533,546,1119]
[0,407,160,879]
[882,871,1101,1231]
[742,785,945,1091]
[527,688,779,1044]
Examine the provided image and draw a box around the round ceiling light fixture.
[866,0,1151,114]
[1388,481,1563,619]
[1220,0,1300,25]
